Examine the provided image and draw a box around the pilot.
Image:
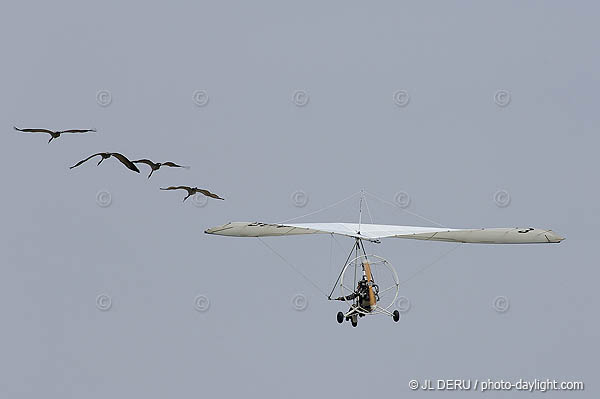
[333,276,370,304]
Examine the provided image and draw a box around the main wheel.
[393,310,400,322]
[351,315,358,327]
[336,311,344,324]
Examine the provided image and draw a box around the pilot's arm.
[332,292,358,301]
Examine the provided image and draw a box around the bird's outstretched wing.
[14,126,54,134]
[70,153,104,169]
[58,129,96,133]
[160,186,191,192]
[162,161,188,168]
[197,189,225,200]
[111,153,140,173]
[132,159,155,167]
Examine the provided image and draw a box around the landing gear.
[393,310,400,322]
[351,315,358,327]
[336,311,344,324]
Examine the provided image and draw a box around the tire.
[336,311,344,324]
[393,310,400,322]
[351,315,358,327]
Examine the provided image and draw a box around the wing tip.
[204,222,233,235]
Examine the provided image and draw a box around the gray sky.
[1,1,597,397]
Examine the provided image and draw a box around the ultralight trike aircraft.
[205,195,564,327]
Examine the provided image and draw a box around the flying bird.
[13,126,96,143]
[132,159,189,178]
[70,152,140,173]
[160,186,224,202]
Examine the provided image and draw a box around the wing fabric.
[205,222,565,244]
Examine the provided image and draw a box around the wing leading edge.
[205,222,565,244]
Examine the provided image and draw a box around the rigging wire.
[363,193,374,224]
[257,237,329,297]
[398,243,463,286]
[279,191,362,224]
[331,233,348,254]
[358,194,363,233]
[363,190,447,228]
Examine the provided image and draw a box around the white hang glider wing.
[205,222,565,244]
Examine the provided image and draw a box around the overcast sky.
[1,1,597,398]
